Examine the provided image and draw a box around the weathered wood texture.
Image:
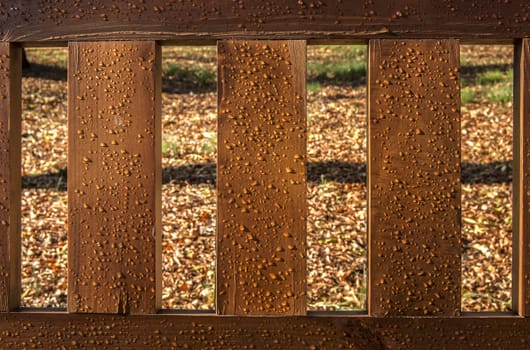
[515,38,530,316]
[1,1,529,42]
[217,40,306,315]
[0,313,529,349]
[0,43,21,311]
[369,39,461,316]
[68,41,162,314]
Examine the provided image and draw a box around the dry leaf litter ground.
[21,45,512,312]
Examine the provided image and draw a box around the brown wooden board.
[1,1,529,42]
[0,43,21,311]
[68,41,162,314]
[0,313,528,349]
[217,40,306,315]
[514,38,530,316]
[368,39,461,316]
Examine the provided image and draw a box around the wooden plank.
[514,38,530,316]
[0,313,528,349]
[368,39,461,316]
[68,41,162,314]
[217,40,306,315]
[0,43,21,311]
[0,1,529,42]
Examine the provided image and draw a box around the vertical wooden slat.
[369,39,461,316]
[0,43,21,311]
[217,40,306,315]
[68,41,161,314]
[514,38,530,316]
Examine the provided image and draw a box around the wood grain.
[0,313,528,349]
[514,38,530,316]
[217,40,306,315]
[0,1,529,42]
[369,39,461,316]
[0,43,21,311]
[68,41,162,314]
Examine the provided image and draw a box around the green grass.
[307,82,322,92]
[164,64,216,91]
[326,45,366,60]
[319,174,328,186]
[485,83,512,103]
[201,131,216,154]
[308,60,366,84]
[461,88,476,104]
[461,68,513,104]
[460,56,480,67]
[162,135,180,156]
[476,69,512,103]
[307,45,367,85]
[476,69,513,85]
[25,48,68,68]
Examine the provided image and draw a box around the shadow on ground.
[23,160,512,190]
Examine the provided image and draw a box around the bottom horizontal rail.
[0,314,528,349]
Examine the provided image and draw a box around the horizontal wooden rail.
[0,1,529,42]
[0,314,528,349]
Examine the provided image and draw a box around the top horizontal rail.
[1,1,529,43]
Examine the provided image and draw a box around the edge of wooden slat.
[7,44,21,312]
[513,38,530,316]
[154,43,162,312]
[67,41,79,314]
[0,43,21,311]
[512,39,522,316]
[366,39,376,317]
[518,39,530,316]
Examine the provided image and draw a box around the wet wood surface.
[0,43,21,311]
[217,40,306,315]
[1,1,529,42]
[68,41,162,314]
[514,38,530,316]
[369,39,461,316]
[0,2,527,347]
[0,313,528,349]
